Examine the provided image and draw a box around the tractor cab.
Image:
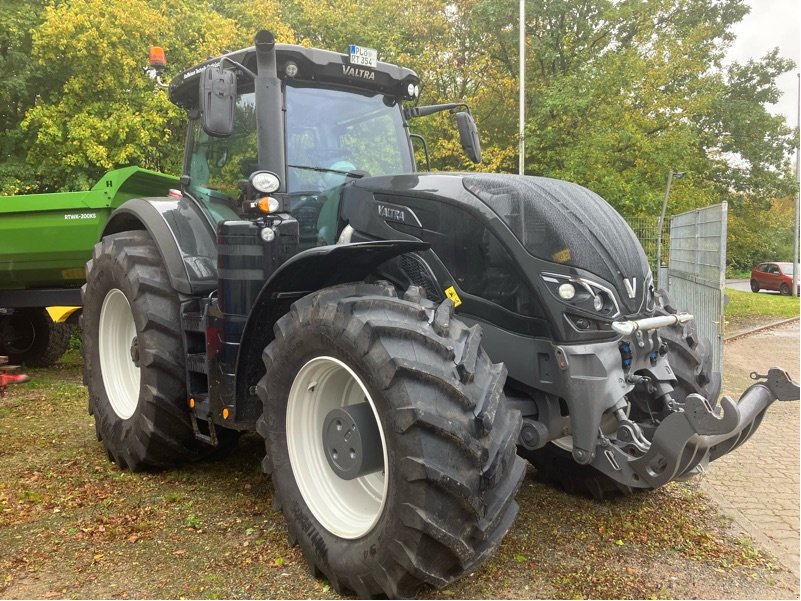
[166,32,478,250]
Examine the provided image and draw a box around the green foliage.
[17,0,259,192]
[475,0,795,220]
[0,0,795,277]
[0,0,49,194]
[727,196,796,272]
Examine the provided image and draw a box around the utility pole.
[793,72,799,297]
[519,0,525,176]
[656,170,684,290]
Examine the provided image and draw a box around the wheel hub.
[2,314,36,354]
[322,402,382,480]
[129,336,140,367]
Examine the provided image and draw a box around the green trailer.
[0,167,178,365]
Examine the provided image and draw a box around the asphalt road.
[725,278,786,294]
[725,278,751,292]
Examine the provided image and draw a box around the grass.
[726,269,752,280]
[725,288,800,320]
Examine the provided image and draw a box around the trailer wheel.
[82,231,224,470]
[523,293,720,500]
[256,283,525,598]
[0,308,71,367]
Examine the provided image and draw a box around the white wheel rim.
[99,288,140,420]
[286,356,389,539]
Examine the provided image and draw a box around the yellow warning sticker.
[444,286,462,307]
[552,248,571,263]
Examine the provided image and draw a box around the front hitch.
[593,368,799,489]
[632,367,799,487]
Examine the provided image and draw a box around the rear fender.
[102,197,219,295]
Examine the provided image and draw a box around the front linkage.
[573,310,800,491]
[626,367,799,488]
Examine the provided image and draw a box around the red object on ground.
[0,356,30,395]
[0,372,30,387]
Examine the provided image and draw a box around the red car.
[750,262,800,295]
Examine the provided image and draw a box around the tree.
[472,0,796,218]
[0,0,49,194]
[15,0,293,192]
[4,0,796,253]
[727,195,796,272]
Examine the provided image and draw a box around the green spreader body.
[0,167,177,293]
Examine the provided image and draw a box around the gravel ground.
[1,349,797,599]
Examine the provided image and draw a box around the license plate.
[349,44,377,68]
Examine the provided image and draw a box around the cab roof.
[168,43,419,109]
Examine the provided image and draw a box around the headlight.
[558,283,576,300]
[541,272,620,318]
[251,171,280,194]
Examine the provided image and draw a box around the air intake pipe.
[254,30,286,191]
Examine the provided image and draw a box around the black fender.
[102,197,221,295]
[234,240,429,420]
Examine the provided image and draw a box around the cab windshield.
[185,83,413,243]
[285,84,413,192]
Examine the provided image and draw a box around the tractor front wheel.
[257,282,525,598]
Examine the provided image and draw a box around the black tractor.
[82,30,798,597]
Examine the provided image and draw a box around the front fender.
[233,240,428,422]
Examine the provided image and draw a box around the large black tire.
[82,231,222,470]
[780,283,790,295]
[256,282,525,598]
[750,279,760,293]
[523,292,720,500]
[0,308,71,367]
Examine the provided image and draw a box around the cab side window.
[187,91,257,221]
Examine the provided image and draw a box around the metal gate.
[665,203,728,374]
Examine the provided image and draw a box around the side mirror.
[455,111,482,164]
[199,64,236,137]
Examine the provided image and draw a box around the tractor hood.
[462,174,652,315]
[347,172,652,317]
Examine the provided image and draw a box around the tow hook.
[749,367,800,401]
[622,367,799,488]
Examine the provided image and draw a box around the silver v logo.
[623,277,637,299]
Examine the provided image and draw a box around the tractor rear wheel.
[82,231,227,470]
[256,282,525,598]
[0,308,71,367]
[522,293,720,500]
